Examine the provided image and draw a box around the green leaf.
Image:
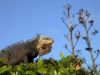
[37,68,47,74]
[37,58,43,68]
[16,65,22,71]
[0,66,8,73]
[58,68,67,75]
[49,70,57,75]
[60,52,64,59]
[26,71,37,75]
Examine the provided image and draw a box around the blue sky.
[0,0,100,66]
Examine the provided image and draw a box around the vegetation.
[0,56,89,75]
[61,2,100,75]
[0,2,100,75]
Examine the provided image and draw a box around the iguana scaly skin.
[0,35,53,65]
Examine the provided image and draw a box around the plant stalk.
[85,28,98,75]
[70,31,75,56]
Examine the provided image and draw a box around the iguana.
[0,35,53,65]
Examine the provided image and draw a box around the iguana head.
[36,35,54,56]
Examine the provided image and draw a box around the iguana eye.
[42,45,47,49]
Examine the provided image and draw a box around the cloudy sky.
[0,0,100,66]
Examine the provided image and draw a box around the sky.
[0,0,100,66]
